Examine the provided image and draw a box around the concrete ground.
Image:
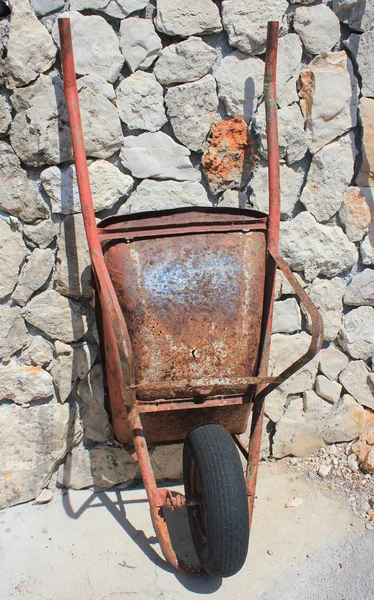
[1,461,374,600]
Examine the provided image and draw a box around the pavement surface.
[1,460,373,600]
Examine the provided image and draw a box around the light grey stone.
[12,248,54,307]
[23,220,58,249]
[276,34,303,108]
[356,99,374,189]
[10,75,123,167]
[269,332,318,395]
[287,0,316,4]
[70,0,148,18]
[344,269,374,306]
[218,189,248,209]
[294,5,341,55]
[120,132,200,182]
[280,271,306,296]
[0,360,55,406]
[318,464,332,478]
[51,340,97,403]
[215,51,264,122]
[41,161,133,215]
[155,0,222,37]
[57,445,137,490]
[222,0,288,55]
[299,53,358,155]
[301,134,356,222]
[33,489,54,505]
[345,30,374,98]
[10,73,54,113]
[119,17,162,73]
[0,402,72,508]
[0,306,28,360]
[75,83,124,160]
[323,394,369,444]
[272,395,329,458]
[20,336,53,368]
[0,95,11,136]
[0,142,49,223]
[30,0,65,16]
[316,375,342,404]
[339,360,374,410]
[78,74,115,102]
[165,75,218,153]
[265,388,288,423]
[318,345,349,381]
[154,37,217,86]
[118,179,210,215]
[22,289,88,343]
[7,0,57,87]
[339,187,374,243]
[275,270,284,302]
[279,211,358,281]
[240,414,272,459]
[254,103,308,165]
[332,0,374,33]
[0,218,28,299]
[339,306,374,360]
[151,444,183,480]
[306,277,344,342]
[272,298,302,334]
[361,234,374,266]
[250,161,304,220]
[53,12,124,83]
[55,214,91,299]
[116,71,166,132]
[77,364,111,443]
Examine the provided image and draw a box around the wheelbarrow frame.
[58,19,323,574]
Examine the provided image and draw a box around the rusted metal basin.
[98,208,267,402]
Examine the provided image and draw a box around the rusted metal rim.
[98,207,268,244]
[98,206,268,231]
[189,457,207,545]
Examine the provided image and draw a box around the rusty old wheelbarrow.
[58,19,323,577]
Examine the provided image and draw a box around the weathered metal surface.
[128,406,203,574]
[61,18,323,576]
[152,488,201,509]
[59,18,136,447]
[246,21,281,525]
[245,22,323,528]
[131,375,281,400]
[135,404,252,443]
[100,210,266,401]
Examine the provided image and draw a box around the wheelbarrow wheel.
[183,424,249,577]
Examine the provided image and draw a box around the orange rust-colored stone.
[202,116,258,195]
[339,186,373,242]
[299,70,315,121]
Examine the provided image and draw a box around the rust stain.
[202,116,258,195]
[101,209,266,402]
[299,70,315,121]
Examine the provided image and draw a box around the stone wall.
[0,0,374,509]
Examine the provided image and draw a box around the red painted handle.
[58,18,101,261]
[264,21,281,255]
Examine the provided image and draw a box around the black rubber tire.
[183,424,249,577]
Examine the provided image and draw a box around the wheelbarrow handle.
[254,251,324,403]
[58,18,136,418]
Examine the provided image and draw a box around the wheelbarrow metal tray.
[97,208,267,440]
